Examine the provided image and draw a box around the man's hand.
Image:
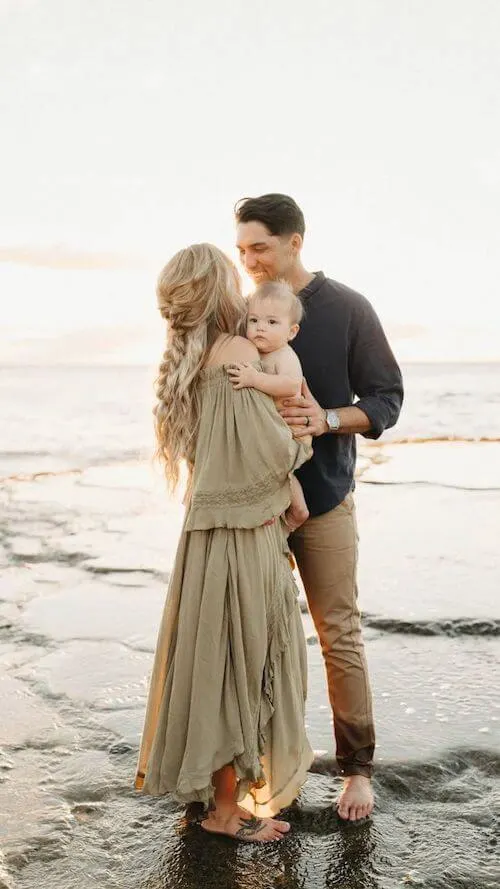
[226,362,259,390]
[279,378,328,437]
[284,501,308,533]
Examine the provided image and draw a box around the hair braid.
[153,243,246,491]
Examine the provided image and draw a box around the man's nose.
[244,253,257,270]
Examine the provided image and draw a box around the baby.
[227,280,310,530]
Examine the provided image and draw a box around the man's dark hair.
[234,193,305,239]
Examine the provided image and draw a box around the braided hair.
[154,243,246,491]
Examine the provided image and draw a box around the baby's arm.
[227,348,302,398]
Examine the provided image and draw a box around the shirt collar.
[298,271,325,301]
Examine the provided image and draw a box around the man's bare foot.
[337,775,374,822]
[201,806,285,843]
[236,805,290,834]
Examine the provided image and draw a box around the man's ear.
[290,233,303,254]
[288,323,300,341]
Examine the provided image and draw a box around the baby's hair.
[249,279,303,325]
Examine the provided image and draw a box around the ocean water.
[1,362,499,479]
[1,362,499,888]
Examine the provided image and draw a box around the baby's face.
[246,297,297,354]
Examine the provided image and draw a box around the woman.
[135,244,314,843]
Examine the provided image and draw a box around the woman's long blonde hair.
[155,243,246,491]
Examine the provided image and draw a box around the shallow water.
[1,373,500,888]
[7,751,499,889]
[1,363,499,479]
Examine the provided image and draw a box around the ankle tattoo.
[235,815,265,838]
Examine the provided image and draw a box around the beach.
[2,0,500,881]
[1,364,499,888]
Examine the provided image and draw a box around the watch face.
[327,410,340,430]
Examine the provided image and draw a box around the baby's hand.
[226,362,258,390]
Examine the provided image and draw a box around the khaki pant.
[290,493,375,778]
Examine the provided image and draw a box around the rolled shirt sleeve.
[348,295,404,440]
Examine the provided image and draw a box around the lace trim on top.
[191,470,281,510]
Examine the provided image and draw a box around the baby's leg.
[285,474,309,532]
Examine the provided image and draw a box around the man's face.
[236,220,296,283]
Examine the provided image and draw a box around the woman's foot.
[201,806,286,843]
[236,805,290,834]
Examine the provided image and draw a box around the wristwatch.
[324,409,341,432]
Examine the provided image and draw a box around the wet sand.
[0,443,499,889]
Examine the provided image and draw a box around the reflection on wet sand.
[1,444,499,888]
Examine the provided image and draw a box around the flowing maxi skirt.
[135,363,314,817]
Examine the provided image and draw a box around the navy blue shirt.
[292,272,404,517]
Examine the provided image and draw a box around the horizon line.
[1,359,499,369]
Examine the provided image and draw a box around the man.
[234,194,403,822]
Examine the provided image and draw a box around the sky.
[1,0,499,363]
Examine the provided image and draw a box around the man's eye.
[269,319,277,325]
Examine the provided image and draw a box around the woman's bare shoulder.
[227,336,259,361]
[208,335,259,367]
